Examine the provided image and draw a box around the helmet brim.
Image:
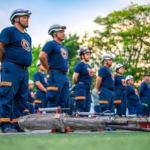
[48,28,65,35]
[101,58,113,62]
[10,12,31,21]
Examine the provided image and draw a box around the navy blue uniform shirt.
[0,26,32,66]
[98,66,115,90]
[126,85,139,106]
[42,40,68,72]
[126,85,139,101]
[34,71,47,90]
[139,81,150,101]
[74,61,94,85]
[114,75,127,90]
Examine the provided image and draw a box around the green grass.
[0,132,150,150]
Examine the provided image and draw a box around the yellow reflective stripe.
[12,118,18,123]
[99,101,108,104]
[75,96,86,100]
[1,81,12,86]
[47,87,58,90]
[34,100,42,103]
[12,121,18,123]
[114,100,121,104]
[0,118,10,122]
[24,109,29,112]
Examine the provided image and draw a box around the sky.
[0,0,150,47]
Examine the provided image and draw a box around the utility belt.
[101,87,114,92]
[78,81,91,86]
[4,61,28,70]
[49,69,67,75]
[115,89,126,92]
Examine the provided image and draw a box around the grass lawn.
[0,132,150,150]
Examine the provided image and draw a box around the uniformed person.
[24,80,35,115]
[114,64,127,116]
[126,75,139,115]
[96,54,114,113]
[139,74,150,117]
[39,24,69,109]
[34,60,47,112]
[73,47,94,113]
[0,9,32,133]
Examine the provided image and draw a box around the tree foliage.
[28,45,41,81]
[91,2,150,88]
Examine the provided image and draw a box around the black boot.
[15,127,25,132]
[2,126,18,133]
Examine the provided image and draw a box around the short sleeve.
[98,67,106,77]
[34,73,41,82]
[74,63,82,74]
[42,41,54,55]
[0,28,12,45]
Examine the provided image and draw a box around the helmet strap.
[116,70,123,75]
[80,54,88,62]
[14,16,28,31]
[55,31,63,41]
[84,54,89,62]
[105,60,111,67]
[128,80,133,86]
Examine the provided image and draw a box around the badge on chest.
[135,89,138,95]
[122,79,126,86]
[21,39,31,51]
[87,68,94,77]
[44,77,47,83]
[60,48,68,59]
[111,73,115,81]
